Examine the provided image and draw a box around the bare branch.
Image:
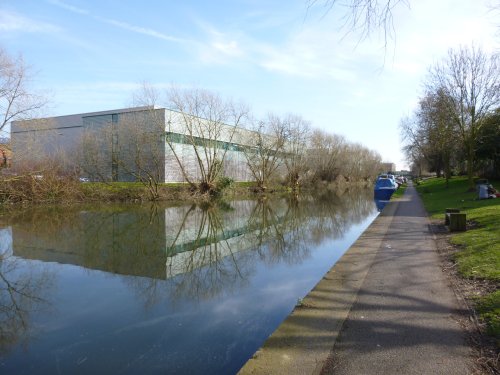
[306,0,410,47]
[0,48,48,132]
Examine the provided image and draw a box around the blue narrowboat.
[374,176,397,200]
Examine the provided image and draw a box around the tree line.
[1,41,384,202]
[79,84,384,199]
[400,45,500,188]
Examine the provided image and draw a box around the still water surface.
[0,191,378,374]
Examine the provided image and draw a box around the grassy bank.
[0,174,374,205]
[416,176,499,344]
[391,183,407,199]
[0,177,262,204]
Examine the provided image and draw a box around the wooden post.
[444,208,460,225]
[449,213,467,232]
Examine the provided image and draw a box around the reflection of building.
[163,201,289,278]
[10,201,288,280]
[11,106,255,182]
[9,193,377,282]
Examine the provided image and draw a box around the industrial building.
[11,106,255,183]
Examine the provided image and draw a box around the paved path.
[239,184,473,375]
[321,184,472,374]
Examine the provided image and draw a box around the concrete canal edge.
[238,200,399,375]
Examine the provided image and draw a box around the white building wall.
[12,106,256,183]
[163,108,254,183]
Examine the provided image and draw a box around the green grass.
[416,176,500,342]
[416,176,500,216]
[416,177,500,280]
[452,204,500,281]
[233,181,258,188]
[79,180,262,201]
[391,184,407,199]
[476,291,500,343]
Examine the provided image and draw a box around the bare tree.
[307,129,346,182]
[1,118,84,203]
[80,108,166,200]
[79,128,112,182]
[418,88,458,185]
[400,114,426,176]
[346,144,382,181]
[0,48,47,133]
[113,110,166,199]
[282,114,311,190]
[166,87,249,193]
[243,113,287,191]
[400,88,458,183]
[429,45,500,188]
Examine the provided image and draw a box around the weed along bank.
[11,106,256,185]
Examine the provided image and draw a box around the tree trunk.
[444,152,451,188]
[467,146,475,190]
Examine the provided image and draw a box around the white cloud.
[98,18,186,43]
[191,19,368,82]
[212,40,242,57]
[0,9,60,33]
[190,21,246,64]
[48,0,185,44]
[47,0,89,15]
[255,26,374,82]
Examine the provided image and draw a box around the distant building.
[11,106,255,182]
[381,162,396,173]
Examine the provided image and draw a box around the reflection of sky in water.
[0,196,378,375]
[0,227,12,257]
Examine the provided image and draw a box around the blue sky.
[1,0,499,170]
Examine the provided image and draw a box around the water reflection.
[0,248,54,356]
[374,191,391,212]
[8,191,375,285]
[374,198,390,211]
[1,190,377,373]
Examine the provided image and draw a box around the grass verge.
[391,183,407,199]
[416,176,500,344]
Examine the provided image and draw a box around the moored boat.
[374,176,397,200]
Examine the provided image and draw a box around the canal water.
[0,191,378,374]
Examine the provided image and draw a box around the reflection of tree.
[153,190,377,307]
[246,197,311,265]
[81,204,166,278]
[4,189,378,314]
[247,188,377,266]
[0,254,54,356]
[165,201,252,303]
[121,201,255,309]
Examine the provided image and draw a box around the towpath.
[320,183,472,374]
[239,183,473,375]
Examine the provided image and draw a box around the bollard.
[448,212,467,232]
[444,208,460,226]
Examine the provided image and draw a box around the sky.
[1,0,499,170]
